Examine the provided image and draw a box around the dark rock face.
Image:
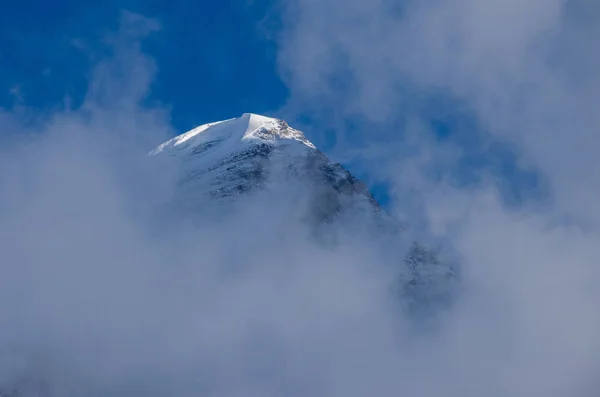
[399,242,458,315]
[156,116,458,315]
[1,116,460,397]
[293,151,382,229]
[179,142,274,200]
[204,143,274,198]
[155,114,457,301]
[190,138,224,156]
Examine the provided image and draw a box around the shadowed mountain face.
[149,113,381,217]
[150,113,458,313]
[0,114,459,397]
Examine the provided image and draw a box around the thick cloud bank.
[276,0,600,395]
[0,3,599,397]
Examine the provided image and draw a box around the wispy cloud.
[275,0,600,395]
[0,9,441,397]
[1,2,599,396]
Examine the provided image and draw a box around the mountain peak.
[241,112,279,131]
[148,113,455,310]
[150,113,314,157]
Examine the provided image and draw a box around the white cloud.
[1,2,599,395]
[0,10,438,397]
[276,0,600,395]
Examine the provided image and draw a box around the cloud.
[277,0,600,215]
[275,0,600,395]
[0,9,443,397]
[2,2,599,396]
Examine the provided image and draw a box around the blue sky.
[1,2,599,393]
[1,0,397,204]
[0,0,285,130]
[0,0,547,211]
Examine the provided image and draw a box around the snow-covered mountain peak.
[243,112,279,135]
[147,113,456,312]
[150,113,315,157]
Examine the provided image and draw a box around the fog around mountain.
[0,8,599,397]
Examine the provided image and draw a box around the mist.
[275,0,600,395]
[0,11,418,397]
[0,3,599,397]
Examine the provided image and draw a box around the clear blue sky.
[0,0,286,131]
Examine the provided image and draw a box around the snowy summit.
[149,112,336,202]
[148,112,457,312]
[150,113,315,157]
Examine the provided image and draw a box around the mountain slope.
[150,113,389,225]
[150,113,457,312]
